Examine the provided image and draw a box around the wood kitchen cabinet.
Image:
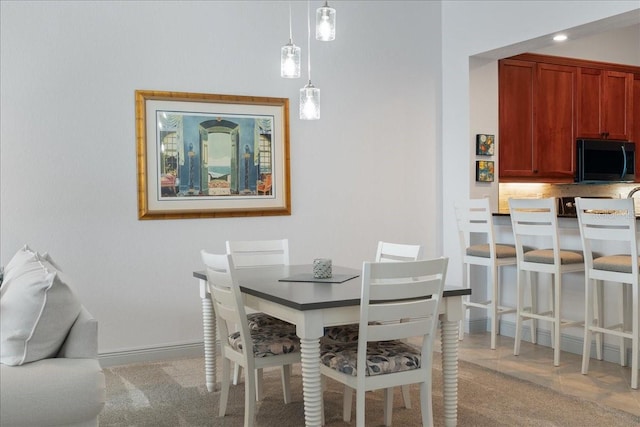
[499,53,640,182]
[499,59,576,181]
[577,68,633,141]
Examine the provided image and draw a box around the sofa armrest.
[57,306,98,359]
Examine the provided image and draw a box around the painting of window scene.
[157,113,275,199]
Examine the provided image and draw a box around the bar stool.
[454,198,517,349]
[575,197,639,389]
[509,197,584,366]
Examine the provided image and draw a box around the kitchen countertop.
[493,211,640,219]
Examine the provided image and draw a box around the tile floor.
[450,332,640,417]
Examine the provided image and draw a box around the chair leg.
[582,277,593,375]
[550,277,558,350]
[514,268,525,356]
[458,263,470,341]
[530,272,537,344]
[255,368,264,401]
[245,365,257,427]
[232,323,241,385]
[553,273,561,367]
[490,264,498,350]
[383,388,393,427]
[419,379,433,427]
[343,385,352,422]
[219,358,231,417]
[281,365,292,404]
[401,384,411,409]
[356,387,366,427]
[320,376,326,426]
[594,280,603,361]
[233,362,241,385]
[631,283,638,390]
[619,284,627,366]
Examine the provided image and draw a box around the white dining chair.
[575,197,639,389]
[320,257,448,427]
[509,197,585,366]
[226,239,296,393]
[454,198,518,349]
[200,250,301,427]
[323,241,422,418]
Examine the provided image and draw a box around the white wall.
[0,1,442,357]
[536,24,640,65]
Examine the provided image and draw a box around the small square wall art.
[476,160,494,182]
[476,134,495,156]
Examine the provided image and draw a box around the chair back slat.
[226,239,289,268]
[368,299,438,324]
[375,241,423,263]
[369,277,443,302]
[367,318,432,342]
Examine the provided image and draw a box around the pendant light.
[280,2,300,78]
[315,1,336,41]
[300,0,320,120]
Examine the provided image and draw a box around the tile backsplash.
[498,183,640,213]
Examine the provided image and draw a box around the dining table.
[192,264,470,427]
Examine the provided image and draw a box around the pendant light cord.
[288,2,293,42]
[307,0,311,83]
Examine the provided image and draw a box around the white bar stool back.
[575,197,639,389]
[509,197,585,366]
[454,198,517,349]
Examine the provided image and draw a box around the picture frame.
[476,134,495,156]
[475,160,495,182]
[135,90,291,219]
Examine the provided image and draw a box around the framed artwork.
[476,160,495,182]
[135,90,291,219]
[476,134,495,156]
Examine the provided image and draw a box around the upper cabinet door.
[602,70,633,141]
[577,68,633,140]
[534,63,577,178]
[634,73,640,143]
[499,59,535,178]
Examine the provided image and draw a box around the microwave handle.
[620,144,627,179]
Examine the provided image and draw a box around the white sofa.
[0,306,106,427]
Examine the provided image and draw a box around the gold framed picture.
[135,90,291,219]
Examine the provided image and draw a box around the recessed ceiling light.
[553,34,568,42]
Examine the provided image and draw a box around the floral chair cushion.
[229,325,300,358]
[247,312,295,330]
[322,324,360,344]
[320,340,421,377]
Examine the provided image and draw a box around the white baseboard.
[463,317,630,365]
[101,320,631,369]
[99,342,208,368]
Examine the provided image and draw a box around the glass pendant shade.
[316,2,336,41]
[280,42,301,78]
[300,83,320,120]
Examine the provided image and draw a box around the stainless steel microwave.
[575,139,635,182]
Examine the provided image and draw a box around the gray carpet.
[101,353,640,426]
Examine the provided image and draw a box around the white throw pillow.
[0,246,81,365]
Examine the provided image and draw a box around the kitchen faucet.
[628,186,640,198]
